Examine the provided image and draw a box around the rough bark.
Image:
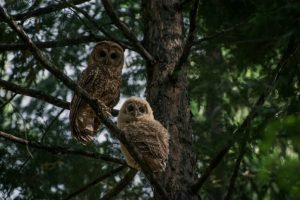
[142,1,198,199]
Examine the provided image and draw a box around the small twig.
[193,22,246,46]
[63,1,132,50]
[0,94,17,110]
[0,35,106,52]
[224,131,248,200]
[190,37,299,194]
[0,6,167,198]
[172,0,200,80]
[0,79,70,109]
[62,166,126,200]
[1,0,89,22]
[100,169,138,200]
[0,131,125,165]
[101,0,155,63]
[41,108,66,142]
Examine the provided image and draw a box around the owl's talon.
[97,100,112,118]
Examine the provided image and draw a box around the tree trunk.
[142,1,198,199]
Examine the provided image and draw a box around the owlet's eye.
[99,50,106,57]
[127,105,134,112]
[110,53,118,59]
[139,106,145,113]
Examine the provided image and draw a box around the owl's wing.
[123,120,169,161]
[69,68,96,143]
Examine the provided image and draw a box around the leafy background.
[0,0,299,199]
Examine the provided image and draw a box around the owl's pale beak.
[133,110,142,118]
[105,58,109,65]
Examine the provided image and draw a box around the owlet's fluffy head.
[88,40,124,71]
[117,97,154,126]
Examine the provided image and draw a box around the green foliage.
[0,0,299,199]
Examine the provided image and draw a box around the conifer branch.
[0,131,125,165]
[0,6,168,199]
[101,0,155,63]
[100,169,138,200]
[191,37,299,194]
[63,166,126,200]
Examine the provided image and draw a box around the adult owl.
[69,41,124,143]
[117,97,169,172]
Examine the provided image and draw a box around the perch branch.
[0,0,89,22]
[191,37,299,194]
[63,166,126,200]
[0,6,167,199]
[100,169,138,200]
[0,131,125,165]
[172,0,200,80]
[101,0,155,63]
[0,79,70,109]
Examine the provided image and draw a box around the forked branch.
[101,0,155,63]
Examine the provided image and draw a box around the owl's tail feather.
[72,125,95,144]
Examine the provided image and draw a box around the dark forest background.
[0,0,299,199]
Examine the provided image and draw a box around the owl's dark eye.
[127,105,134,112]
[110,53,118,59]
[99,50,106,57]
[139,106,145,113]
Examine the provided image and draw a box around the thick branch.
[172,0,200,79]
[0,6,167,199]
[191,37,299,194]
[0,79,70,109]
[0,35,106,51]
[63,166,126,200]
[2,0,89,22]
[100,169,137,200]
[101,0,155,63]
[0,131,125,165]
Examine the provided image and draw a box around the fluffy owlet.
[69,41,124,143]
[117,97,169,172]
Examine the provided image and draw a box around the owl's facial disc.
[126,103,146,118]
[95,48,109,64]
